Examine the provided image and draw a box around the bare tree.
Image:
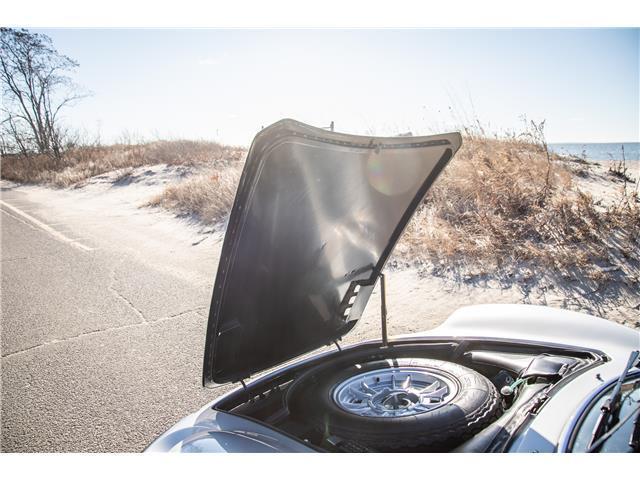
[0,28,85,159]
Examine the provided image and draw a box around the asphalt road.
[0,184,234,452]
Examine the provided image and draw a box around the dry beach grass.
[397,136,640,283]
[0,140,245,187]
[145,164,242,225]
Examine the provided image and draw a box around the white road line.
[0,200,95,252]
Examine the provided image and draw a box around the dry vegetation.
[146,164,242,224]
[397,136,640,282]
[0,140,245,187]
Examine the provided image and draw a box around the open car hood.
[203,119,462,385]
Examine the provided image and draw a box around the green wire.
[504,377,527,394]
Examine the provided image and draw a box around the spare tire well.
[211,340,599,452]
[286,357,502,451]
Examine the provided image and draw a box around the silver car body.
[146,303,640,453]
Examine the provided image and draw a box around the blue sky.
[36,29,639,146]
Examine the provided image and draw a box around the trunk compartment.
[210,338,601,452]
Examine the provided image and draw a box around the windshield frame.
[564,370,640,453]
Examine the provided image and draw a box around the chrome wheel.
[332,366,457,417]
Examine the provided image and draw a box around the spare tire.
[287,357,502,451]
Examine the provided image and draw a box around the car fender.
[411,304,639,361]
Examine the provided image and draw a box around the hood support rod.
[380,273,388,347]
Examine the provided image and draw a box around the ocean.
[549,142,639,162]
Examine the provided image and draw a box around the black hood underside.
[203,119,462,385]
